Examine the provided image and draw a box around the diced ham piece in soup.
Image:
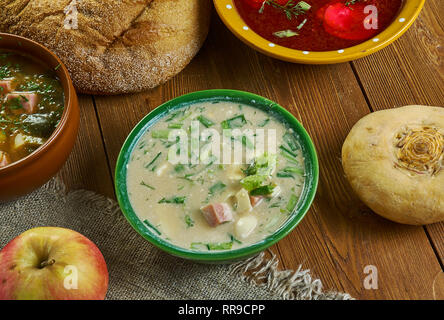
[249,195,264,207]
[0,151,11,168]
[201,203,233,227]
[6,92,38,114]
[0,80,14,94]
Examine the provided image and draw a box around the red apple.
[0,227,108,300]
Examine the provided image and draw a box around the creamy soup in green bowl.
[115,90,318,263]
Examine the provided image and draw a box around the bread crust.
[0,0,211,94]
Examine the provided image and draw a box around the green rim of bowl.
[115,89,319,262]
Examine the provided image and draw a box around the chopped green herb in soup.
[0,51,64,168]
[127,101,305,251]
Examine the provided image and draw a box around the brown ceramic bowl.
[0,33,79,201]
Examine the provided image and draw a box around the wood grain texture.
[352,0,443,109]
[56,95,115,198]
[258,57,441,299]
[352,0,444,264]
[89,9,442,299]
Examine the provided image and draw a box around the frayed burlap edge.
[45,178,353,300]
[229,252,353,300]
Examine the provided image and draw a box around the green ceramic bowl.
[115,90,319,263]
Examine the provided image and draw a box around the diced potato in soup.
[235,188,252,214]
[0,151,11,168]
[235,216,258,240]
[126,101,305,251]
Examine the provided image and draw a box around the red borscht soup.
[233,0,404,51]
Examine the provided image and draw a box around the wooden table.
[57,0,443,300]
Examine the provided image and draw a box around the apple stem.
[40,259,56,268]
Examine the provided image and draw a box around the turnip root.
[342,105,444,225]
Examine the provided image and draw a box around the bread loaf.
[0,0,211,94]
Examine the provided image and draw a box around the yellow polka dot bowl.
[213,0,425,64]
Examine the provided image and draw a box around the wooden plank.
[92,9,441,299]
[352,0,444,264]
[257,56,441,299]
[56,95,115,198]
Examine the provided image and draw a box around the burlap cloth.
[0,179,352,300]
